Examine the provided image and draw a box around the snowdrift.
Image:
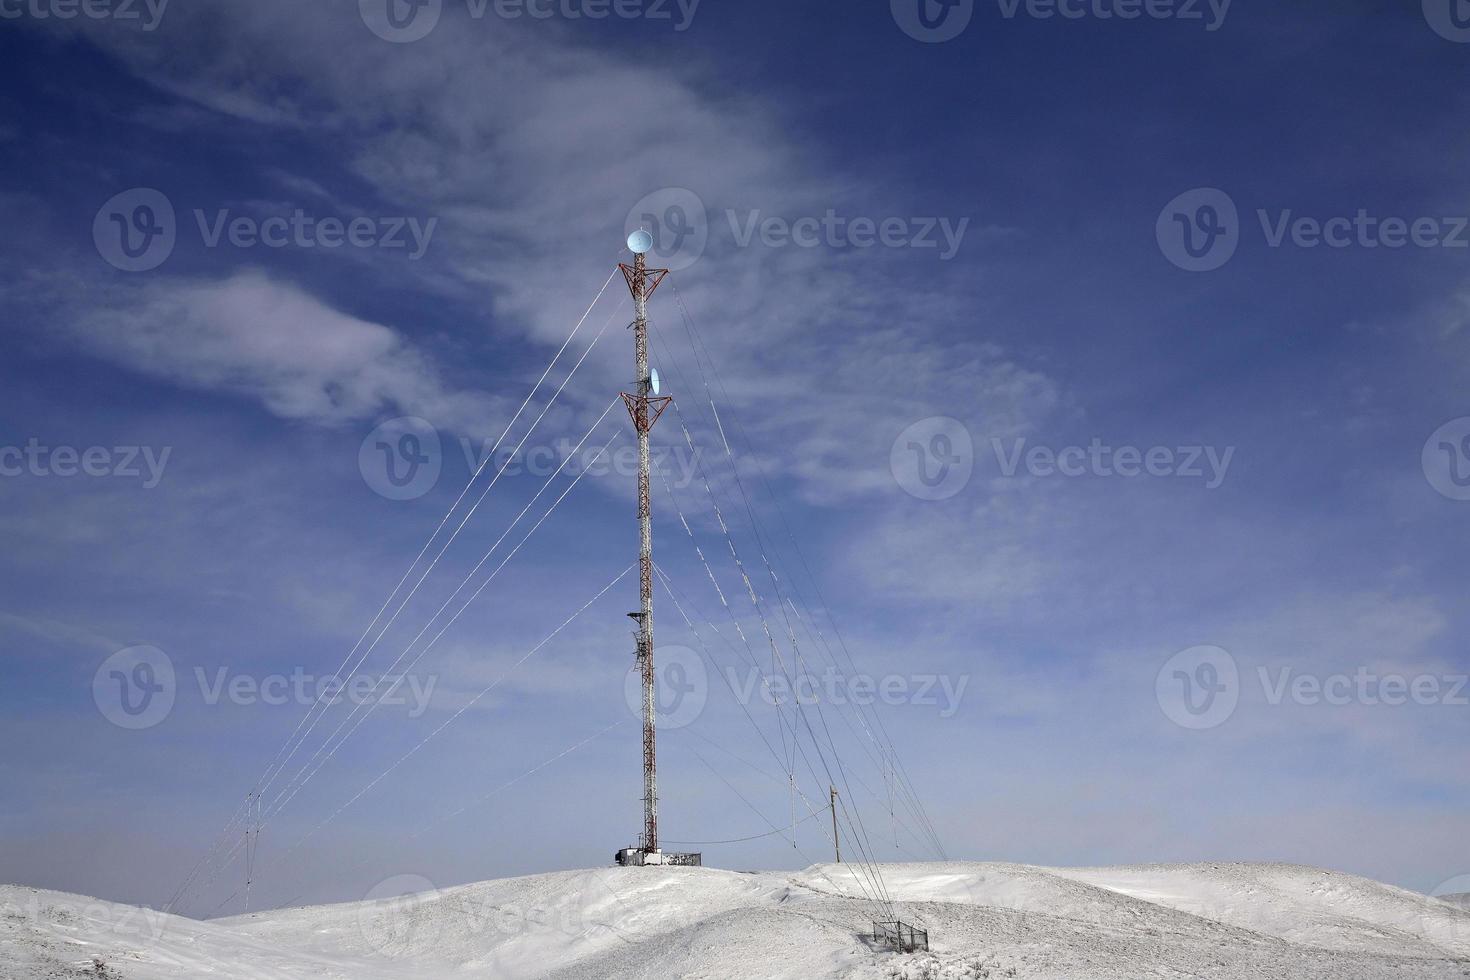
[4,862,1469,979]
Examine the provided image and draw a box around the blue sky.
[1,0,1468,916]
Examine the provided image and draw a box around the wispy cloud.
[63,268,493,427]
[55,3,1055,497]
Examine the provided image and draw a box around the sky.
[1,0,1468,919]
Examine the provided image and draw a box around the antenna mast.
[617,231,671,863]
[831,786,842,863]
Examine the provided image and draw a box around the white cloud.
[56,2,1054,498]
[68,269,493,427]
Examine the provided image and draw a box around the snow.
[4,862,1469,979]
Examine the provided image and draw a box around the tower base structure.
[614,847,702,867]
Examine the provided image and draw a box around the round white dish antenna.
[649,368,662,395]
[627,229,654,254]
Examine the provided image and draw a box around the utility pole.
[619,231,670,861]
[831,786,842,863]
[244,792,259,913]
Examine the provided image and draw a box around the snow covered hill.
[4,862,1469,979]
